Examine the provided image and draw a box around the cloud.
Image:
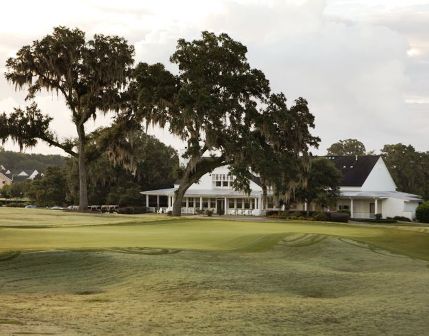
[0,0,428,156]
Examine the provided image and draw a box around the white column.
[304,201,308,211]
[157,195,160,208]
[186,197,189,209]
[224,197,228,214]
[200,196,203,210]
[146,195,149,207]
[375,198,378,214]
[350,198,354,218]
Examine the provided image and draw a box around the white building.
[141,156,422,220]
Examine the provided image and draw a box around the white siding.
[361,158,396,192]
[381,198,419,220]
[189,166,262,192]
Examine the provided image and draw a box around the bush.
[266,210,280,217]
[167,210,172,216]
[352,218,397,224]
[416,201,429,223]
[206,209,213,217]
[4,202,26,208]
[312,212,328,221]
[375,213,382,220]
[393,216,411,222]
[327,212,350,223]
[117,206,148,214]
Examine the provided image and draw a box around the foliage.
[327,139,366,156]
[381,144,429,200]
[26,167,67,206]
[65,132,179,206]
[294,158,342,208]
[0,180,31,198]
[1,26,135,210]
[0,150,65,172]
[416,201,429,223]
[132,32,317,215]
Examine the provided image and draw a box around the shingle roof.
[322,155,380,187]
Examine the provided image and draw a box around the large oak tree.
[0,27,135,210]
[132,32,318,215]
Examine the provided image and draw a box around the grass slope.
[1,208,429,260]
[0,208,428,335]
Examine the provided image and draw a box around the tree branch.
[39,135,78,157]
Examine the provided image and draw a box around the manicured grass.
[1,208,428,260]
[0,208,428,335]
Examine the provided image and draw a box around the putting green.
[1,208,428,260]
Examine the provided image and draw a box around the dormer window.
[212,173,234,188]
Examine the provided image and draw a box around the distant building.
[141,155,422,220]
[0,165,41,189]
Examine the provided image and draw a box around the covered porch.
[337,197,384,219]
[140,188,264,216]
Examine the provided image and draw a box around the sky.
[0,0,428,155]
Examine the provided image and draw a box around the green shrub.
[393,216,411,222]
[4,202,26,208]
[312,212,328,221]
[375,213,382,220]
[416,201,429,223]
[206,209,213,217]
[327,212,350,223]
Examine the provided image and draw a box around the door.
[369,202,375,218]
[216,199,225,215]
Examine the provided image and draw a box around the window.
[188,198,194,207]
[339,204,349,211]
[210,199,216,208]
[244,199,250,209]
[195,198,200,208]
[236,198,243,209]
[229,199,235,208]
[182,199,187,207]
[203,198,209,208]
[212,173,235,188]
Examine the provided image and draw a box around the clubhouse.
[141,156,422,220]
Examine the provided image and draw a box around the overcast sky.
[0,0,428,155]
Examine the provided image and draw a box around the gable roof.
[323,155,380,187]
[0,171,12,182]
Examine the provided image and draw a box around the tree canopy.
[381,144,429,199]
[1,26,135,210]
[26,167,68,207]
[294,158,341,209]
[65,131,179,206]
[0,150,64,172]
[131,32,318,215]
[327,139,366,156]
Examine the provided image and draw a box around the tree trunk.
[172,180,193,216]
[77,124,88,212]
[261,183,268,210]
[172,156,226,216]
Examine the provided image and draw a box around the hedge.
[416,201,429,223]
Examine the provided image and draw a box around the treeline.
[0,133,179,207]
[327,139,429,200]
[0,147,65,172]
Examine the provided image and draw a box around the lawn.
[1,208,428,335]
